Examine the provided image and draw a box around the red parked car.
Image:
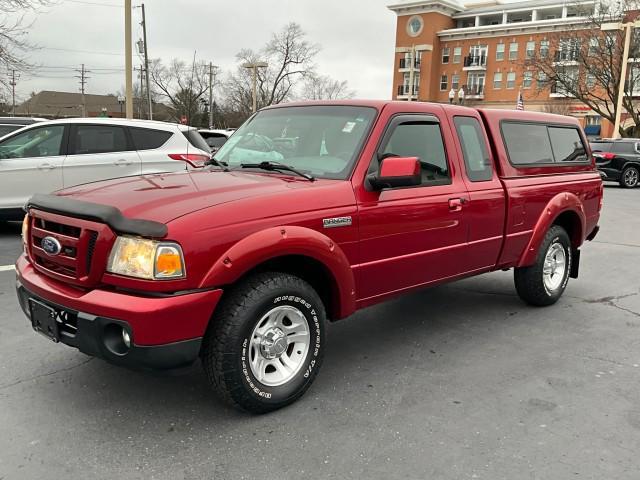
[15,101,602,413]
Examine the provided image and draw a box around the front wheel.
[201,272,326,413]
[620,165,639,188]
[514,226,572,306]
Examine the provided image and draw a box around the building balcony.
[399,58,421,71]
[553,51,579,65]
[549,83,575,98]
[463,55,487,70]
[465,85,485,99]
[397,85,419,98]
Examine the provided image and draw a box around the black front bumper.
[16,281,202,371]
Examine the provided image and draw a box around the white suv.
[0,118,211,220]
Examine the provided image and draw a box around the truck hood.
[57,170,327,224]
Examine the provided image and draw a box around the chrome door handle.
[37,163,56,170]
[448,198,466,211]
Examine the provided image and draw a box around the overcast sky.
[9,0,397,103]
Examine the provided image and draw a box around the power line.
[41,46,123,56]
[63,0,123,7]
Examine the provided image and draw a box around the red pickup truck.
[15,101,602,413]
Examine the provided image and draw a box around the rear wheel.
[201,272,325,414]
[620,165,639,188]
[514,225,571,306]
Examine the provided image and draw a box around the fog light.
[122,330,131,348]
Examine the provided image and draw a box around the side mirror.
[367,156,421,190]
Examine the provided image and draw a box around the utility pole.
[208,62,218,128]
[134,66,144,119]
[125,0,133,119]
[242,61,268,113]
[140,3,152,120]
[9,70,18,116]
[74,64,90,116]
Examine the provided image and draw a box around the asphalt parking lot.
[0,185,639,480]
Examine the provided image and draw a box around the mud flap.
[570,249,580,279]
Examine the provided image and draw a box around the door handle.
[448,198,466,211]
[113,158,132,166]
[37,163,56,170]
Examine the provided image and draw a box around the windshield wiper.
[205,157,230,171]
[240,161,315,182]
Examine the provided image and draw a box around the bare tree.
[523,1,640,136]
[1,1,51,92]
[300,74,355,100]
[149,57,209,124]
[224,23,320,118]
[542,100,574,116]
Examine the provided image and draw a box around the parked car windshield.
[214,105,377,180]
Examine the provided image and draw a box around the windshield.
[214,105,377,180]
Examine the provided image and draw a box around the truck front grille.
[27,209,114,288]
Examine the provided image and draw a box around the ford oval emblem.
[41,236,62,256]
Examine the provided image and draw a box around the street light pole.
[242,61,268,113]
[602,19,640,138]
[141,3,152,120]
[124,0,133,119]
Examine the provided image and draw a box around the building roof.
[15,90,128,117]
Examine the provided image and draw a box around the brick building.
[388,0,633,137]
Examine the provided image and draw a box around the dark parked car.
[0,117,45,138]
[590,139,640,188]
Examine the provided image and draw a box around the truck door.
[354,113,470,302]
[448,114,506,271]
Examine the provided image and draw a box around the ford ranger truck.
[15,101,603,413]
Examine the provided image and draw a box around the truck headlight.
[107,236,186,280]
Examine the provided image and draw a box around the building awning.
[584,125,601,136]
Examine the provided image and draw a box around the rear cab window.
[501,121,588,166]
[453,116,493,181]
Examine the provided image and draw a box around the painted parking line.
[0,265,15,272]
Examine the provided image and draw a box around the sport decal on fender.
[322,216,352,229]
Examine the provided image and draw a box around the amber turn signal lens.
[154,245,185,279]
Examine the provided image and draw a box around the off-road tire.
[200,272,326,414]
[514,225,572,306]
[620,165,639,188]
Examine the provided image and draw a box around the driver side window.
[0,125,65,159]
[377,121,451,186]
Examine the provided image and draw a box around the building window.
[506,72,516,89]
[407,15,424,37]
[540,40,549,59]
[442,47,450,64]
[496,43,505,61]
[586,73,596,89]
[440,74,448,91]
[452,74,460,90]
[523,71,533,88]
[526,41,535,59]
[467,73,486,95]
[588,37,599,56]
[585,115,601,126]
[453,47,462,63]
[537,71,548,88]
[509,42,518,60]
[493,72,503,89]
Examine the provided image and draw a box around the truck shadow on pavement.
[38,272,526,422]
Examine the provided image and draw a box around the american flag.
[516,90,524,110]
